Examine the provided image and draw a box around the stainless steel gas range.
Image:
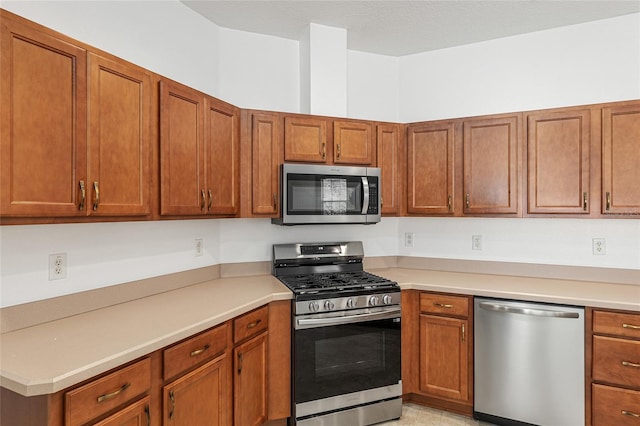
[273,241,402,426]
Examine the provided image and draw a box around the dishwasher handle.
[479,302,580,319]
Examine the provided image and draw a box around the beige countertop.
[1,267,639,397]
[0,275,291,396]
[373,268,640,312]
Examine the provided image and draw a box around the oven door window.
[287,174,364,215]
[294,318,401,404]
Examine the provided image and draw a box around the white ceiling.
[182,0,640,56]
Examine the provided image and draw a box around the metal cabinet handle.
[623,323,640,330]
[200,190,206,211]
[237,352,243,375]
[583,192,588,211]
[97,382,130,403]
[247,319,262,329]
[623,410,640,418]
[448,195,452,211]
[606,192,611,211]
[622,360,640,368]
[321,142,326,160]
[145,404,150,426]
[207,189,213,211]
[190,344,210,357]
[461,323,466,342]
[92,181,100,211]
[273,192,277,210]
[78,180,86,211]
[465,193,470,209]
[168,390,175,419]
[337,143,341,160]
[479,302,580,318]
[434,302,453,308]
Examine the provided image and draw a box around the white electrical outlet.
[472,235,482,251]
[404,232,414,247]
[592,238,606,255]
[49,253,67,280]
[195,238,203,257]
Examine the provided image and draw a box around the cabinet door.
[377,123,403,215]
[93,396,150,426]
[205,97,239,215]
[163,354,232,426]
[602,104,640,214]
[251,113,283,216]
[334,121,374,165]
[0,16,87,217]
[463,115,519,214]
[234,333,268,426]
[160,81,205,216]
[407,122,455,214]
[527,109,590,214]
[284,116,328,163]
[419,314,469,402]
[88,53,152,217]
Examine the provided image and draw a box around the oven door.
[293,307,401,417]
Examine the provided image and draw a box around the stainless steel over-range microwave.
[272,163,381,225]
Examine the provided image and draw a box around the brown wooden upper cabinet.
[377,123,404,215]
[602,103,640,215]
[526,108,591,214]
[284,115,329,163]
[160,80,239,217]
[244,112,283,217]
[284,115,375,166]
[333,120,375,165]
[463,114,520,215]
[407,121,456,215]
[0,14,152,218]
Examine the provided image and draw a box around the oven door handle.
[296,307,401,329]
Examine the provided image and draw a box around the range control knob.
[309,301,320,312]
[324,300,335,311]
[346,298,357,309]
[369,296,380,307]
[382,295,393,305]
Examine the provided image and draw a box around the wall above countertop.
[1,217,638,308]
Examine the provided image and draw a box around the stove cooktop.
[277,271,398,294]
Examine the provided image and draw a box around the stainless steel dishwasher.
[474,298,585,426]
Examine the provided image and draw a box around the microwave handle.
[361,177,370,214]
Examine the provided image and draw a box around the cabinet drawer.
[164,322,229,380]
[593,335,640,388]
[234,305,269,344]
[594,310,640,340]
[65,357,151,426]
[420,293,469,317]
[593,384,640,426]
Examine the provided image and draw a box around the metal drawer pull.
[322,142,326,159]
[169,390,175,419]
[434,302,453,308]
[337,143,341,159]
[200,190,206,211]
[622,360,640,368]
[97,382,130,403]
[465,193,470,208]
[606,191,611,210]
[92,181,100,211]
[583,192,588,210]
[79,180,86,211]
[207,189,213,211]
[622,410,640,418]
[247,319,262,329]
[190,344,210,357]
[448,195,452,211]
[623,323,640,330]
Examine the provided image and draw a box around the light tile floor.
[380,403,496,426]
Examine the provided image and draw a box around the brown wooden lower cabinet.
[0,301,291,426]
[592,384,640,426]
[163,354,231,425]
[402,290,474,417]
